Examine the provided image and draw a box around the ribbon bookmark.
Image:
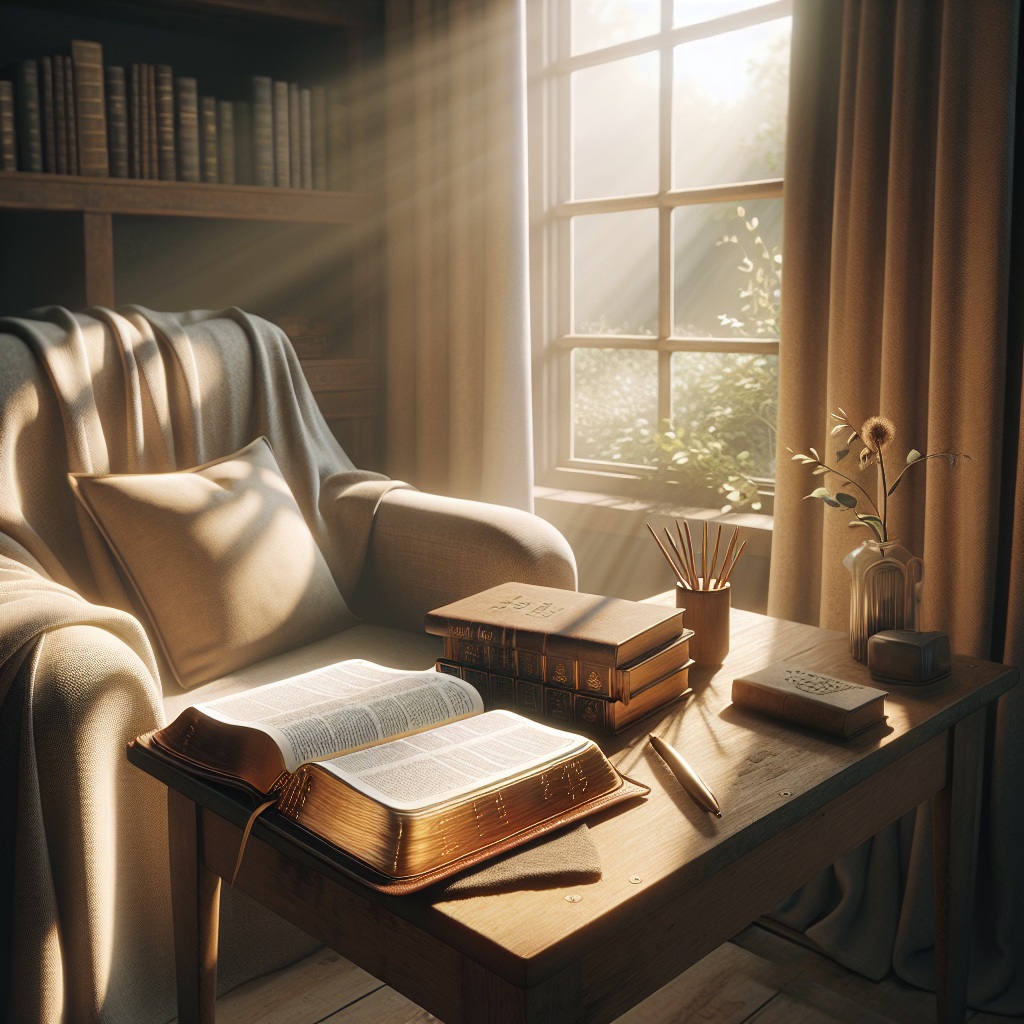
[230,798,277,887]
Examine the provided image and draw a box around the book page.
[317,710,591,811]
[196,661,483,771]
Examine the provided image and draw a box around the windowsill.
[534,484,773,558]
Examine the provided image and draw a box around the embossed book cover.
[731,662,888,737]
[425,582,684,668]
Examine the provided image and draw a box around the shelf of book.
[0,170,378,223]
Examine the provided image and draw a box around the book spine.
[129,64,141,178]
[138,64,150,179]
[52,56,68,174]
[63,56,78,174]
[327,84,347,190]
[199,95,217,183]
[299,87,312,189]
[233,99,252,185]
[15,60,43,173]
[175,77,199,182]
[0,82,16,172]
[147,64,158,178]
[272,80,289,187]
[71,40,108,177]
[155,65,176,180]
[288,82,300,187]
[251,77,272,186]
[311,84,327,189]
[40,57,56,173]
[105,66,128,178]
[217,100,234,184]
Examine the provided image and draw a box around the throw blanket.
[0,307,404,1023]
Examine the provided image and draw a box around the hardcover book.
[155,65,176,180]
[129,63,142,178]
[140,659,643,884]
[288,81,300,188]
[71,40,108,176]
[52,56,68,174]
[15,60,42,173]
[146,64,158,177]
[310,84,328,189]
[105,66,128,178]
[175,77,199,182]
[40,56,56,173]
[251,77,273,186]
[426,582,683,672]
[444,630,693,702]
[0,82,16,172]
[199,95,217,182]
[731,662,888,738]
[233,99,252,185]
[217,99,235,184]
[299,86,312,189]
[62,55,78,174]
[273,79,289,187]
[440,659,694,734]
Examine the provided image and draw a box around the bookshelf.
[0,0,386,469]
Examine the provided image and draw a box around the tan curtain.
[384,0,534,512]
[768,0,1024,1011]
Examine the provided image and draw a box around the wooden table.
[134,607,1017,1024]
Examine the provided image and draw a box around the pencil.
[716,527,740,591]
[647,523,688,587]
[664,528,692,587]
[676,520,698,589]
[709,524,722,587]
[718,539,747,590]
[701,522,708,587]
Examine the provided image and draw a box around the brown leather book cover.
[155,65,176,180]
[425,582,683,668]
[731,662,887,738]
[71,41,107,176]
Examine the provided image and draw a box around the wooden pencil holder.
[676,581,731,666]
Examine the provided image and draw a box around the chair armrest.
[349,489,577,632]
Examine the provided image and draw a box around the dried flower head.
[861,416,896,453]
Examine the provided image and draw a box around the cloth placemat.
[433,822,601,898]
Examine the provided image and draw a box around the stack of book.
[428,583,694,734]
[0,40,348,189]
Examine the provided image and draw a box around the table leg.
[168,788,221,1024]
[932,708,986,1024]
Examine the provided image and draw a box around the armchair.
[0,306,575,1024]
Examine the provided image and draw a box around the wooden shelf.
[0,172,379,224]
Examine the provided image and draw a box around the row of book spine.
[0,40,349,189]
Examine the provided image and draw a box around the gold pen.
[649,733,722,818]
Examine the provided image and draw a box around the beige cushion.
[69,436,355,688]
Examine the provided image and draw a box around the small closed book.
[139,660,643,889]
[731,662,887,738]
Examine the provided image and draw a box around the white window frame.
[527,0,790,497]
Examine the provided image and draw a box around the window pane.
[573,53,659,199]
[572,0,660,56]
[574,209,658,335]
[671,350,778,488]
[573,348,659,460]
[674,0,781,28]
[673,18,791,188]
[673,198,782,338]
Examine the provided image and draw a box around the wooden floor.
[180,923,1020,1024]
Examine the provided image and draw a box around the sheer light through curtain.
[385,0,534,512]
[769,0,1023,1012]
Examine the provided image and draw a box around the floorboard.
[190,924,1020,1024]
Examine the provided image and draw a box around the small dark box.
[868,630,951,685]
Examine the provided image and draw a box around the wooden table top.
[138,607,1017,998]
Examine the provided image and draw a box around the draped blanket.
[0,307,403,1022]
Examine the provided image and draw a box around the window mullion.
[657,0,673,427]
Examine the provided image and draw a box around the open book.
[146,660,643,882]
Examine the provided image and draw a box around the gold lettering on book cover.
[784,669,860,695]
[552,661,569,684]
[449,624,472,639]
[585,669,604,691]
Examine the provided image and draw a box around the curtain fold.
[385,0,534,512]
[768,0,1023,1012]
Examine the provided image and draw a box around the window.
[528,0,791,513]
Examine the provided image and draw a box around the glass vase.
[843,538,923,662]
